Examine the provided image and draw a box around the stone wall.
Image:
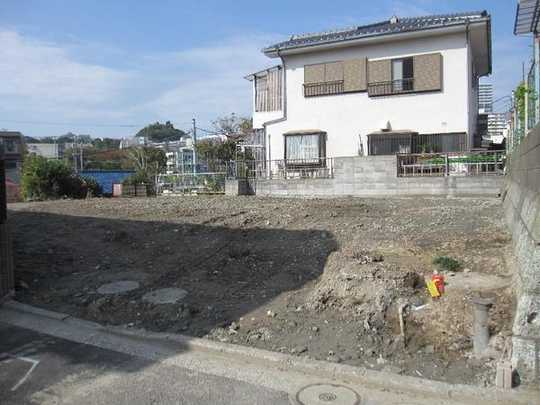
[503,127,540,385]
[256,156,503,198]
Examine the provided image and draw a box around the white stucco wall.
[253,31,473,160]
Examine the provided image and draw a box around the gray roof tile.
[264,11,489,54]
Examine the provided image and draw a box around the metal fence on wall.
[157,160,232,195]
[397,150,505,177]
[230,158,334,180]
[0,146,14,302]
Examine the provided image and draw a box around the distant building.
[119,137,146,149]
[26,143,65,159]
[0,131,25,184]
[154,138,194,174]
[478,84,493,113]
[487,112,509,143]
[476,84,507,147]
[476,113,489,147]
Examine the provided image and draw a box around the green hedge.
[21,155,101,200]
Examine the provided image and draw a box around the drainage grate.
[293,384,360,405]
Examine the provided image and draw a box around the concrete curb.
[2,300,71,321]
[2,300,537,404]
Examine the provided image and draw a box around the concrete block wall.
[503,127,540,385]
[256,155,503,197]
[225,179,254,196]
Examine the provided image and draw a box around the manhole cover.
[142,288,188,304]
[294,384,360,405]
[97,280,140,295]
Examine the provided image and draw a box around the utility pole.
[73,134,78,173]
[192,118,197,175]
[80,140,84,171]
[524,61,529,134]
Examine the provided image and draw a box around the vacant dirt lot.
[9,196,514,386]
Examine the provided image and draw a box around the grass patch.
[433,256,462,272]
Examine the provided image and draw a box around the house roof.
[514,0,540,35]
[0,131,23,138]
[244,65,282,81]
[263,11,490,55]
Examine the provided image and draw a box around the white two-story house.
[246,11,492,163]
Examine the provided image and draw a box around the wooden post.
[0,144,15,301]
[0,146,6,224]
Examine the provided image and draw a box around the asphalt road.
[0,322,290,405]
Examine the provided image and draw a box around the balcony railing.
[368,78,414,97]
[303,80,344,97]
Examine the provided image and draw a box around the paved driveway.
[0,322,289,405]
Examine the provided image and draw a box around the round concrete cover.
[295,384,360,405]
[142,288,188,304]
[97,280,140,295]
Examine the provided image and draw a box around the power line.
[0,119,141,128]
[195,126,219,135]
[0,119,195,130]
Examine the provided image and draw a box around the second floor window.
[392,57,414,92]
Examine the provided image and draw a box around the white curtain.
[286,134,320,161]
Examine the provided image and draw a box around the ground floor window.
[284,132,326,163]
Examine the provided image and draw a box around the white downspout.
[263,51,288,164]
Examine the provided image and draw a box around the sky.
[0,0,533,139]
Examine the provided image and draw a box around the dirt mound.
[9,196,513,386]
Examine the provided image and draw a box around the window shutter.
[304,63,325,84]
[324,61,344,82]
[368,59,391,83]
[344,58,367,92]
[413,53,442,91]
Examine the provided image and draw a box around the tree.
[40,133,92,144]
[514,82,536,130]
[124,147,166,194]
[82,149,134,170]
[196,139,238,162]
[211,113,252,138]
[24,136,41,143]
[135,121,187,142]
[92,137,121,150]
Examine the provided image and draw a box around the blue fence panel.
[80,170,135,195]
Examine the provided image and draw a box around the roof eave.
[263,18,490,58]
[514,0,540,35]
[244,65,282,81]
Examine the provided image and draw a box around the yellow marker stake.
[426,280,441,298]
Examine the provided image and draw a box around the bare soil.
[9,196,514,386]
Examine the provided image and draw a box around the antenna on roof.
[390,15,399,24]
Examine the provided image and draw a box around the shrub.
[21,154,98,200]
[433,256,462,272]
[80,176,103,197]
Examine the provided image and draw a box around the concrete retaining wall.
[256,156,503,197]
[503,127,540,385]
